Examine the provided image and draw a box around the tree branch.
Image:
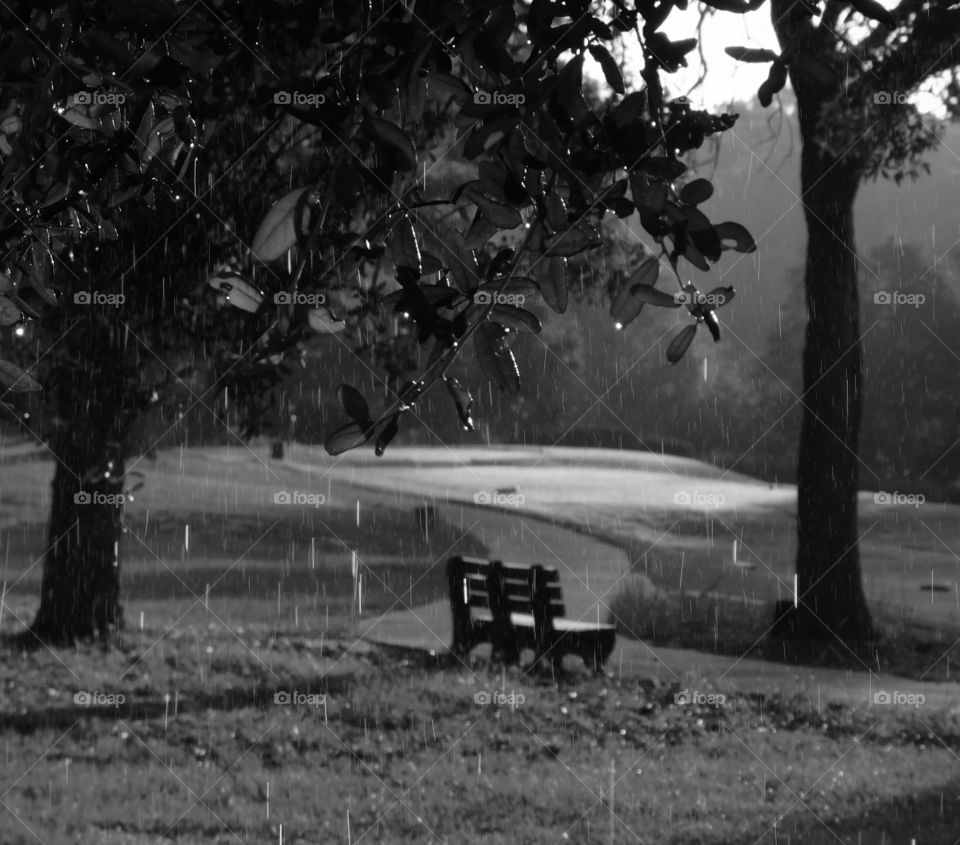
[872,5,960,93]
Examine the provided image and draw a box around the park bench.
[446,555,617,671]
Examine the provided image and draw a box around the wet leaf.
[208,274,264,312]
[337,384,372,424]
[307,306,347,333]
[715,221,757,253]
[703,309,721,342]
[390,217,422,276]
[535,255,568,313]
[471,193,523,229]
[667,324,698,364]
[0,295,23,326]
[474,321,520,396]
[491,305,541,333]
[725,46,779,63]
[424,72,472,103]
[325,421,373,455]
[366,115,417,170]
[679,179,714,205]
[758,62,788,107]
[544,227,601,258]
[588,44,625,94]
[609,255,664,328]
[850,0,896,28]
[0,359,41,392]
[375,413,401,456]
[251,187,309,262]
[444,376,475,431]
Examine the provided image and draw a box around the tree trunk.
[30,426,126,645]
[29,318,133,647]
[789,122,874,646]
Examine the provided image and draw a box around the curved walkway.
[351,495,960,715]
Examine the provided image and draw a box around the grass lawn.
[3,444,960,843]
[2,622,960,844]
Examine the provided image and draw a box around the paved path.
[353,498,960,715]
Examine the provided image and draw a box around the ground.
[1,441,959,843]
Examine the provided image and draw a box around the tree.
[4,0,902,647]
[722,0,960,646]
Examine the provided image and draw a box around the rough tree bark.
[29,326,131,646]
[770,0,874,646]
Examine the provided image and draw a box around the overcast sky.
[601,2,945,117]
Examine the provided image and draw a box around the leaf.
[679,179,714,205]
[686,209,723,262]
[307,306,347,333]
[337,384,372,424]
[366,115,417,170]
[703,310,721,342]
[389,217,422,275]
[588,45,625,94]
[544,227,601,258]
[424,72,472,103]
[609,255,665,328]
[251,187,309,262]
[715,221,757,253]
[758,62,788,107]
[464,211,499,250]
[791,53,838,88]
[491,305,541,334]
[558,53,590,126]
[703,286,736,308]
[441,228,479,292]
[325,420,373,455]
[0,295,23,326]
[375,413,400,456]
[535,255,568,313]
[208,274,264,312]
[850,0,896,29]
[474,322,520,396]
[725,46,780,63]
[471,193,523,229]
[445,376,475,431]
[667,324,698,364]
[478,277,539,298]
[0,359,41,392]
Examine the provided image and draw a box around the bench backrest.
[448,555,565,618]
